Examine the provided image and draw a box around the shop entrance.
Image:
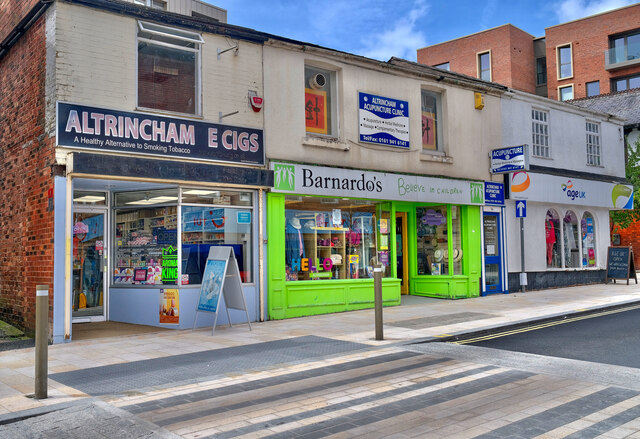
[482,212,504,294]
[72,208,107,322]
[396,212,409,294]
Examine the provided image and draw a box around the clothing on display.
[545,218,556,266]
[285,217,305,265]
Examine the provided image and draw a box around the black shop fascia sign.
[56,102,264,166]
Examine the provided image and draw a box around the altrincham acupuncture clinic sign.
[358,92,409,148]
[56,102,264,166]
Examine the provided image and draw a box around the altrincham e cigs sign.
[56,102,264,166]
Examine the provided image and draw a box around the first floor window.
[421,89,443,152]
[137,21,203,115]
[586,121,601,166]
[532,108,550,158]
[305,65,337,136]
[284,196,390,281]
[434,62,450,71]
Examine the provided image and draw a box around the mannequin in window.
[545,216,556,266]
[285,216,305,266]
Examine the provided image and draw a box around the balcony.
[605,41,640,70]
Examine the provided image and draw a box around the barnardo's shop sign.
[358,92,409,148]
[271,162,485,205]
[56,102,264,165]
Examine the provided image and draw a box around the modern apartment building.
[417,3,640,102]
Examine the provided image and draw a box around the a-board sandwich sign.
[606,246,638,285]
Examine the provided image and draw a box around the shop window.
[477,51,491,81]
[114,189,179,285]
[545,209,561,268]
[181,190,253,284]
[563,211,580,268]
[532,108,550,158]
[284,196,390,281]
[581,212,596,267]
[137,21,203,115]
[421,89,443,152]
[416,206,460,276]
[304,65,337,137]
[557,44,573,79]
[586,121,601,166]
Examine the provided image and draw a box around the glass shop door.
[482,212,503,295]
[72,209,107,321]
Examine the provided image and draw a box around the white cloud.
[356,0,429,61]
[555,0,636,21]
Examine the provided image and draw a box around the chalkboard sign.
[606,246,638,285]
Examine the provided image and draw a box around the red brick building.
[0,1,56,334]
[417,4,640,102]
[417,25,538,95]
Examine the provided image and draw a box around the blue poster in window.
[197,259,227,313]
[358,92,409,148]
[237,211,251,224]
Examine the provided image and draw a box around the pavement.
[1,282,640,438]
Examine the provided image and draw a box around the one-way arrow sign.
[516,200,527,218]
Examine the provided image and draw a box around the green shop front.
[267,162,485,320]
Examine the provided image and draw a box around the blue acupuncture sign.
[484,182,505,206]
[515,200,527,218]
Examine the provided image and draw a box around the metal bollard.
[374,264,384,340]
[35,285,48,399]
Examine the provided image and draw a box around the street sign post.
[515,200,527,293]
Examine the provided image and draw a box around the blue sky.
[207,0,637,61]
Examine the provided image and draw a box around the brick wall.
[416,25,536,93]
[0,11,55,334]
[0,0,40,42]
[545,4,640,100]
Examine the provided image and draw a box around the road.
[460,304,640,368]
[3,328,640,438]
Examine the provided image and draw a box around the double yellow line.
[451,303,640,345]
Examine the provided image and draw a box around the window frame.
[136,21,203,116]
[304,64,339,138]
[558,84,574,101]
[556,43,573,80]
[609,30,640,64]
[586,81,600,97]
[536,57,547,86]
[611,73,640,92]
[586,120,602,167]
[420,88,444,153]
[477,50,491,82]
[531,108,550,158]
